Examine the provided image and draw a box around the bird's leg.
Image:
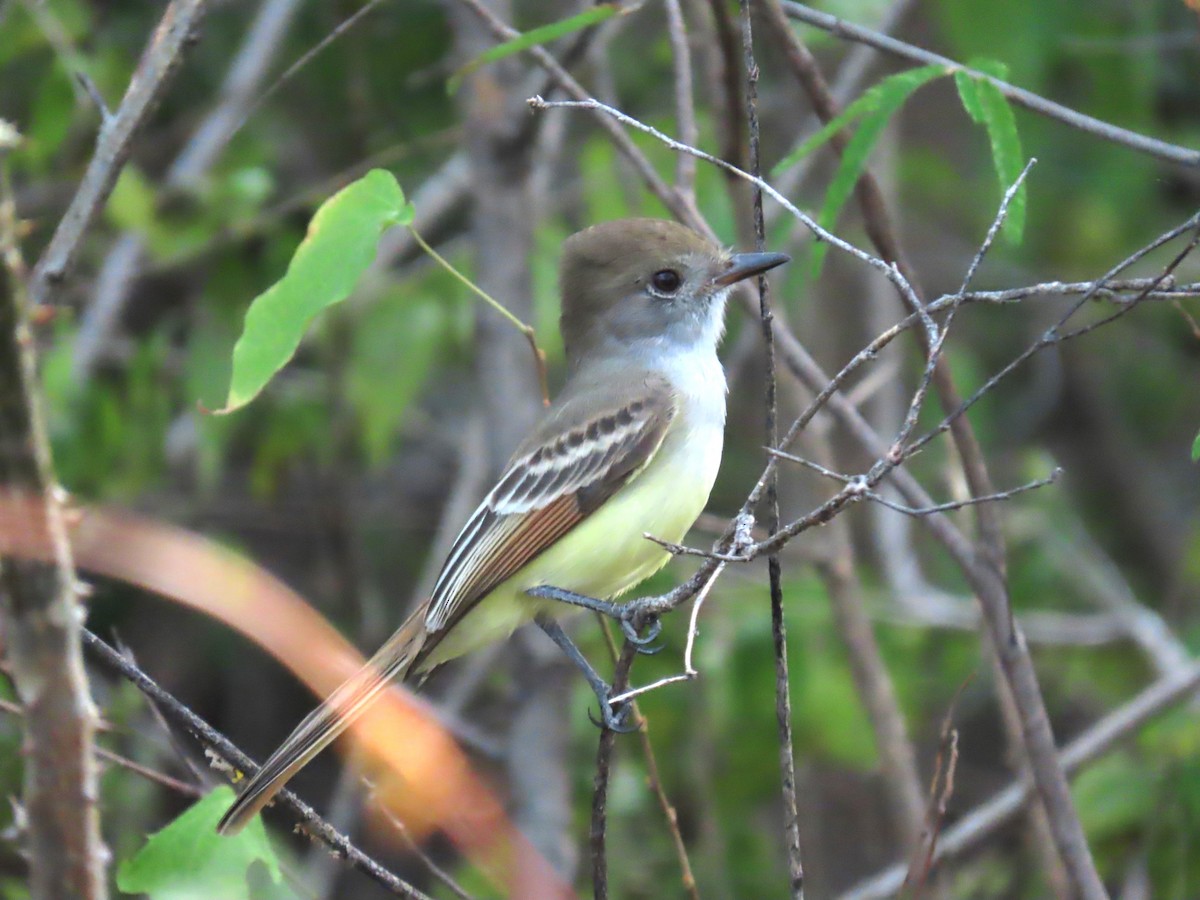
[526,585,662,650]
[535,617,636,733]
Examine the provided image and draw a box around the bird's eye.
[650,269,682,295]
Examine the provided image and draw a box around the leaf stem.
[407,225,549,405]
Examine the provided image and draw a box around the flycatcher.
[218,217,788,834]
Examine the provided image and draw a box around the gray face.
[585,250,730,353]
[559,219,730,364]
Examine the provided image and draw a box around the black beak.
[711,251,791,287]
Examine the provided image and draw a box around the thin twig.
[643,532,749,563]
[740,4,804,896]
[903,212,1200,464]
[951,280,1200,304]
[901,677,971,896]
[863,468,1063,518]
[231,0,390,141]
[366,784,477,900]
[780,1,1200,168]
[17,0,93,106]
[608,562,726,705]
[887,160,1036,458]
[527,96,920,310]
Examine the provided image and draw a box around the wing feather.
[424,383,674,634]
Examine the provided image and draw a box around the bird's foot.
[588,692,637,733]
[535,616,639,733]
[527,585,662,653]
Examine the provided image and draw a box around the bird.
[217,217,788,834]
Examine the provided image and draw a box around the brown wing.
[423,382,676,636]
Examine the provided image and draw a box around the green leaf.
[448,5,618,94]
[772,64,947,177]
[215,169,413,414]
[807,64,948,278]
[116,787,282,900]
[955,59,1026,242]
[1191,428,1200,462]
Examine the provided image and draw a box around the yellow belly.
[425,419,722,666]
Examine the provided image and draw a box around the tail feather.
[217,608,429,835]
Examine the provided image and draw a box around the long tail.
[217,607,430,835]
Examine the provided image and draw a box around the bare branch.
[596,625,700,900]
[80,629,432,900]
[780,1,1200,168]
[903,211,1200,465]
[841,660,1200,900]
[608,561,726,705]
[588,638,638,900]
[231,0,390,142]
[664,0,698,195]
[74,0,303,380]
[956,160,1038,296]
[741,6,805,894]
[366,782,478,900]
[29,0,210,306]
[863,468,1063,518]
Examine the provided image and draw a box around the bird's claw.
[619,611,661,651]
[588,698,636,733]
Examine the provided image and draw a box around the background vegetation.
[0,0,1198,898]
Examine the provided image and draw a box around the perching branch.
[587,638,638,900]
[595,624,700,900]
